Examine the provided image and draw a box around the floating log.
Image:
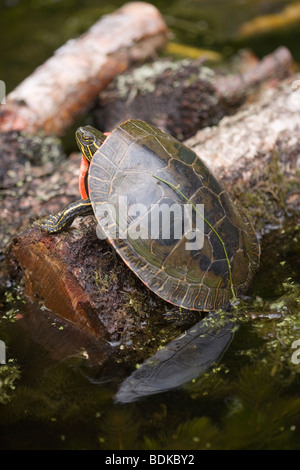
[6,73,300,345]
[0,2,168,136]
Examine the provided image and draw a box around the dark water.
[0,0,300,451]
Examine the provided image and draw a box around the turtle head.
[76,125,107,200]
[76,125,106,163]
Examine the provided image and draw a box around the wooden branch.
[0,2,168,136]
[186,74,300,176]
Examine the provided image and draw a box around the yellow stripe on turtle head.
[75,125,106,162]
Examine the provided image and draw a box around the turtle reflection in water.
[41,120,260,403]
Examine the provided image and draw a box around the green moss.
[126,291,148,315]
[0,362,21,405]
[93,269,110,293]
[233,151,300,232]
[17,131,64,165]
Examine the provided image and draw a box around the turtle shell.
[88,120,259,311]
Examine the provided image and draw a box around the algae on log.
[5,73,300,349]
[0,2,168,136]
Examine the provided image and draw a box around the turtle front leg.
[41,198,94,233]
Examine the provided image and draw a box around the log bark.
[185,73,300,233]
[94,46,293,140]
[0,2,168,136]
[8,221,171,359]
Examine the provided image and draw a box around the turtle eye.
[82,134,91,143]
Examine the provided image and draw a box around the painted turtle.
[41,119,259,312]
[41,119,260,401]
